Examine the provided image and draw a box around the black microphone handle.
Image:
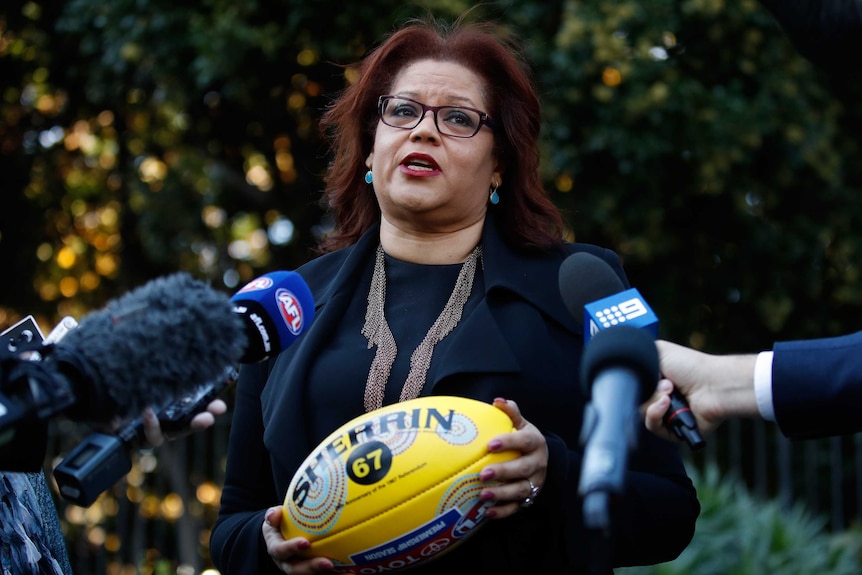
[663,390,706,451]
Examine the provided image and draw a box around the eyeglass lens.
[380,97,484,137]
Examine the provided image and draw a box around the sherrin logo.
[290,407,458,512]
[277,288,305,335]
[237,276,275,293]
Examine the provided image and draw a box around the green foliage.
[520,0,862,352]
[3,1,862,348]
[619,464,862,575]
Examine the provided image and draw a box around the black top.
[210,215,700,575]
[306,253,484,445]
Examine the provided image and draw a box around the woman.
[210,16,699,575]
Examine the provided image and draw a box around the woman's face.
[366,59,501,233]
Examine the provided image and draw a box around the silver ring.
[520,480,541,509]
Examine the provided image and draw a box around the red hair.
[317,16,564,253]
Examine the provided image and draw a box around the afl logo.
[237,276,274,294]
[277,288,304,335]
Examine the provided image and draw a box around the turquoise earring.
[365,170,373,184]
[489,185,500,205]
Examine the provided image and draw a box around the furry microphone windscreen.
[52,273,247,421]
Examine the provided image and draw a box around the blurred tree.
[1,0,485,325]
[4,0,860,349]
[518,0,862,353]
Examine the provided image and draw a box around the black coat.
[210,216,699,574]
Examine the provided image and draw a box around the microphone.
[154,269,316,430]
[157,269,316,431]
[230,270,316,363]
[558,253,705,451]
[0,272,247,437]
[53,270,315,506]
[578,324,658,529]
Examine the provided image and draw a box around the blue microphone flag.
[583,287,659,341]
[230,271,315,363]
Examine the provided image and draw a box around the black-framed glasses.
[377,95,495,138]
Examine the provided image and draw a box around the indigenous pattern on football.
[281,395,518,573]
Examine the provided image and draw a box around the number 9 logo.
[619,297,647,320]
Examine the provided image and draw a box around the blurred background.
[3,0,862,573]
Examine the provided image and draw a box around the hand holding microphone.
[644,339,760,440]
[0,273,249,473]
[558,252,705,452]
[151,269,316,435]
[0,273,247,438]
[53,270,315,506]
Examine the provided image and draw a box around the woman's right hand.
[263,506,335,573]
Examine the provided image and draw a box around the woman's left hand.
[478,397,548,519]
[141,399,228,448]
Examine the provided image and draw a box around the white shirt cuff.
[754,351,775,421]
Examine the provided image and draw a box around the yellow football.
[281,395,518,573]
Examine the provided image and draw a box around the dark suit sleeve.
[210,361,282,575]
[772,330,862,439]
[759,0,862,72]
